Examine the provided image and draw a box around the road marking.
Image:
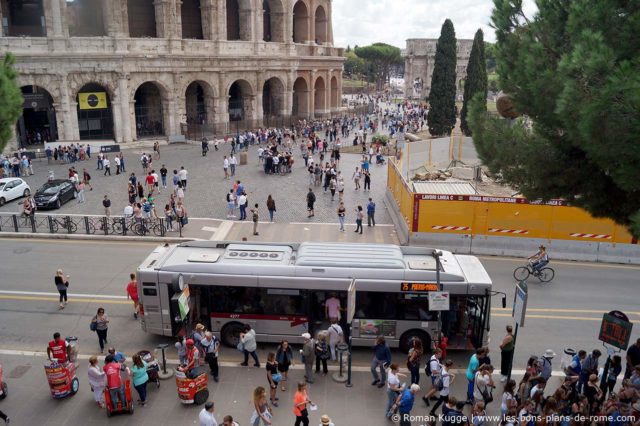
[290,222,394,227]
[0,295,130,304]
[478,255,640,270]
[201,226,218,233]
[211,220,233,241]
[493,307,640,315]
[0,348,568,377]
[0,290,127,299]
[0,238,157,246]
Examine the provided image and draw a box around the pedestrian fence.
[0,212,184,238]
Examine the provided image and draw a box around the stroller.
[137,350,160,388]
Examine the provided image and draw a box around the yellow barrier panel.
[386,161,638,244]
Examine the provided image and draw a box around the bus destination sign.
[401,283,439,292]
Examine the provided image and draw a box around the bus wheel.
[399,330,431,354]
[221,323,245,348]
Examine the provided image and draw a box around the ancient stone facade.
[404,38,473,100]
[0,0,343,147]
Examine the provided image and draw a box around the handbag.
[236,341,245,352]
[90,317,97,332]
[480,385,493,404]
[181,216,189,226]
[271,373,282,383]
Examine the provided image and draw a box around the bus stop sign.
[512,281,528,327]
[599,311,633,350]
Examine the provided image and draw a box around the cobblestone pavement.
[0,142,392,225]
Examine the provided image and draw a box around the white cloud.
[332,0,537,48]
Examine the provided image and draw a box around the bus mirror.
[501,296,506,309]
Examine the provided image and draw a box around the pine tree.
[0,53,23,152]
[427,19,457,136]
[469,0,640,237]
[460,29,487,136]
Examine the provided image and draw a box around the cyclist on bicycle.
[528,245,549,275]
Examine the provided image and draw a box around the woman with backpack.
[407,338,423,385]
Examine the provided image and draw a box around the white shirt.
[103,159,110,167]
[440,369,451,396]
[238,195,247,206]
[474,372,491,401]
[114,156,121,166]
[223,159,229,169]
[178,169,187,180]
[123,205,133,217]
[501,391,514,412]
[151,172,159,183]
[327,323,343,344]
[230,156,237,165]
[198,408,218,426]
[387,370,400,391]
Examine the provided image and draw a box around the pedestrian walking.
[131,353,149,406]
[301,332,315,383]
[266,195,276,222]
[201,137,209,157]
[466,347,486,404]
[159,165,168,189]
[384,363,406,418]
[429,359,453,415]
[337,175,344,201]
[114,155,121,174]
[422,347,443,406]
[500,379,517,417]
[199,401,218,426]
[355,205,364,234]
[499,325,515,382]
[102,195,111,217]
[229,154,237,177]
[266,352,281,406]
[275,340,293,391]
[319,415,335,426]
[371,336,391,388]
[82,169,92,191]
[363,170,371,191]
[227,190,236,218]
[251,203,259,236]
[329,176,337,200]
[103,156,111,176]
[201,331,220,382]
[352,167,361,190]
[54,269,69,309]
[293,382,313,426]
[88,355,106,408]
[250,386,272,426]
[367,198,376,227]
[239,324,260,367]
[306,188,316,218]
[407,338,423,385]
[91,307,109,353]
[473,364,495,408]
[76,181,85,203]
[222,415,238,426]
[238,192,247,220]
[327,318,343,361]
[314,332,329,375]
[223,156,229,179]
[119,153,126,173]
[179,166,188,190]
[337,202,346,231]
[579,349,601,394]
[126,273,139,319]
[393,384,420,426]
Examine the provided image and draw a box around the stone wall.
[404,38,473,100]
[1,0,344,150]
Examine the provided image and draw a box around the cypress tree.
[427,19,457,136]
[460,29,487,136]
[0,53,23,152]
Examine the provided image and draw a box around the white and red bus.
[137,241,493,351]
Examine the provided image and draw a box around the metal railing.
[0,212,184,237]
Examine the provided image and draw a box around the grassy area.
[342,79,369,88]
[456,100,497,112]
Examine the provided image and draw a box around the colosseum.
[0,0,344,148]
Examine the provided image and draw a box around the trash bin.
[239,151,248,165]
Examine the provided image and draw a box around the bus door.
[446,295,489,349]
[308,290,348,338]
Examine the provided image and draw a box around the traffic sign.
[512,281,528,327]
[428,291,450,311]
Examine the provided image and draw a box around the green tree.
[460,29,488,136]
[427,19,457,136]
[354,43,402,91]
[469,0,640,236]
[0,53,23,152]
[343,50,366,78]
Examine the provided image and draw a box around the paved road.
[1,239,639,424]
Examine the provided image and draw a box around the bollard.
[346,337,353,388]
[156,343,174,379]
[331,343,349,384]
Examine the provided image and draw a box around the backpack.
[143,203,151,213]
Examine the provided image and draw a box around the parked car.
[0,178,31,206]
[34,179,76,209]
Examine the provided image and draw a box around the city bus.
[137,241,495,352]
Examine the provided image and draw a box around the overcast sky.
[332,0,537,48]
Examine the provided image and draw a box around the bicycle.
[513,261,555,283]
[51,217,78,233]
[131,218,164,237]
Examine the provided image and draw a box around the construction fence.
[386,160,638,262]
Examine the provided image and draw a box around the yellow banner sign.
[78,92,107,110]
